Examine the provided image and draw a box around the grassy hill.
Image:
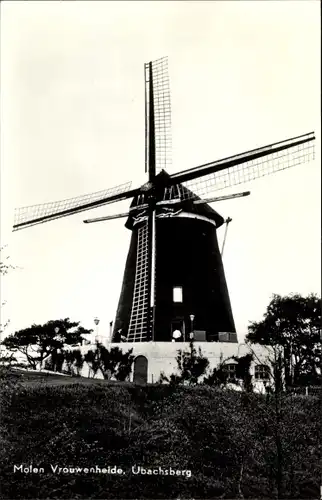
[0,369,320,499]
[5,368,121,387]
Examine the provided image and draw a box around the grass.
[0,368,320,499]
[9,368,135,387]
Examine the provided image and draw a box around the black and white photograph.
[0,1,320,499]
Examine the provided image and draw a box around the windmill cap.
[125,170,225,229]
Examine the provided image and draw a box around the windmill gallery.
[13,57,316,385]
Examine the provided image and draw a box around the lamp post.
[320,328,322,380]
[54,326,65,345]
[237,342,246,357]
[94,317,100,344]
[54,326,61,349]
[189,314,195,341]
[53,326,60,372]
[109,321,113,344]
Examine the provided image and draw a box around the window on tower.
[173,286,183,303]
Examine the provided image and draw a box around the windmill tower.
[13,57,315,349]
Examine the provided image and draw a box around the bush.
[0,382,320,499]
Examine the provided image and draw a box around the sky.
[1,1,320,342]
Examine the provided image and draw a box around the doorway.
[171,318,186,342]
[133,355,148,384]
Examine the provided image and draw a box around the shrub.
[0,381,320,499]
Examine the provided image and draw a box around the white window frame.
[223,363,237,380]
[255,364,270,380]
[173,286,183,303]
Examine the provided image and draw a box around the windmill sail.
[165,132,315,200]
[145,57,172,177]
[83,131,315,225]
[13,182,137,231]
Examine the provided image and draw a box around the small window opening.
[173,286,183,303]
[223,363,237,381]
[255,365,270,380]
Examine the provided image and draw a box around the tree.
[0,247,18,335]
[246,293,321,386]
[0,353,17,367]
[63,349,84,376]
[203,354,254,392]
[1,318,92,370]
[233,353,254,393]
[113,348,135,381]
[84,343,134,381]
[158,371,182,386]
[246,339,321,499]
[84,349,101,378]
[0,247,23,379]
[98,344,134,381]
[203,354,228,387]
[166,341,209,386]
[72,349,84,377]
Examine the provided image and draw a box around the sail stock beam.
[193,191,251,205]
[83,212,130,224]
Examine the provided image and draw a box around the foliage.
[158,371,168,384]
[0,352,18,367]
[84,349,101,378]
[1,318,92,370]
[203,354,228,387]
[158,371,182,386]
[232,353,254,393]
[0,246,18,334]
[175,341,209,385]
[64,349,84,376]
[0,365,22,390]
[84,343,134,381]
[247,293,321,386]
[158,342,209,386]
[0,381,320,499]
[247,336,320,499]
[162,346,254,392]
[0,246,17,277]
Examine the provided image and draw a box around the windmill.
[13,57,315,345]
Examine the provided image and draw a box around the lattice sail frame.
[14,182,132,229]
[165,133,315,201]
[145,57,172,174]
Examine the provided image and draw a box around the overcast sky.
[1,1,320,341]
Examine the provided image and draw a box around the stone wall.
[74,341,273,392]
